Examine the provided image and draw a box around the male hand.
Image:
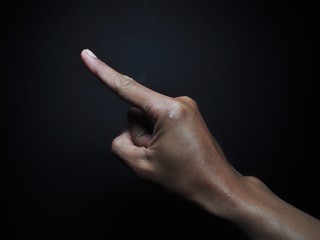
[80,49,242,217]
[81,49,320,239]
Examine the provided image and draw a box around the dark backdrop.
[4,0,314,239]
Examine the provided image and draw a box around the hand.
[81,49,320,239]
[80,49,243,217]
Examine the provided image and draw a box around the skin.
[81,49,320,240]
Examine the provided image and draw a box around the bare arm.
[81,49,320,240]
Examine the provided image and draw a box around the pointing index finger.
[81,49,170,116]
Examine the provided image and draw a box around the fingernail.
[84,49,97,59]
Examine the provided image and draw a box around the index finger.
[81,49,171,116]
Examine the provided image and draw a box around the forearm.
[194,174,320,240]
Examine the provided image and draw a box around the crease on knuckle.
[116,75,134,94]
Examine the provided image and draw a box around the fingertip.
[80,49,86,57]
[81,49,98,59]
[81,49,98,65]
[80,49,88,60]
[81,49,99,74]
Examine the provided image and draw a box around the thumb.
[111,128,150,172]
[127,108,153,147]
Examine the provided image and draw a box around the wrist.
[187,167,249,219]
[189,173,270,220]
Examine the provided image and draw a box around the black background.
[3,0,314,239]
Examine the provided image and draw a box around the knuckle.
[165,100,189,121]
[176,96,198,109]
[163,96,199,122]
[116,75,134,92]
